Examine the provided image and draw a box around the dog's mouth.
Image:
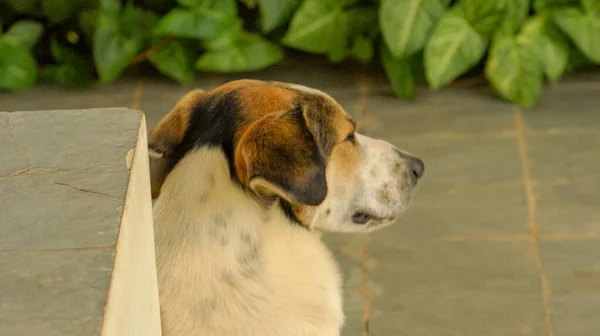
[351,211,396,226]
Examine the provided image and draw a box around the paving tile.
[0,114,28,175]
[0,170,125,250]
[0,109,141,250]
[0,79,137,112]
[384,135,522,182]
[365,240,546,335]
[388,179,529,239]
[526,133,600,180]
[0,250,113,336]
[541,240,600,335]
[6,109,140,173]
[369,295,547,336]
[523,82,600,133]
[533,177,600,234]
[361,86,515,139]
[140,90,186,131]
[366,240,542,296]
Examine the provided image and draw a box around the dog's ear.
[148,89,205,198]
[235,108,327,206]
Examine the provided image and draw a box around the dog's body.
[154,149,343,335]
[150,80,424,336]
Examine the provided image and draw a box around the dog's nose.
[410,157,425,180]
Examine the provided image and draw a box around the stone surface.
[0,250,114,336]
[0,109,160,336]
[392,179,529,239]
[0,109,139,250]
[533,177,600,234]
[366,240,547,335]
[541,240,600,336]
[526,133,600,181]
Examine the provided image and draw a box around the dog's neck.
[152,148,317,257]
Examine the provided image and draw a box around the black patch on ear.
[250,108,328,206]
[169,90,244,178]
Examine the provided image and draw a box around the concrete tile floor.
[2,58,599,335]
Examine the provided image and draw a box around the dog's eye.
[345,133,356,143]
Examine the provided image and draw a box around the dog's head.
[149,80,424,233]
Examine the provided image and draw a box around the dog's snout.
[410,157,425,180]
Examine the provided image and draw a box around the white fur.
[153,148,344,336]
[310,133,417,233]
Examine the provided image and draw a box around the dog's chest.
[155,207,343,336]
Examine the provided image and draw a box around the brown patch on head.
[148,80,362,213]
[235,107,327,206]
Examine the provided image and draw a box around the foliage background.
[0,0,598,106]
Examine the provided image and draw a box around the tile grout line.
[0,246,114,253]
[513,106,554,336]
[130,80,145,110]
[436,232,600,243]
[355,71,371,336]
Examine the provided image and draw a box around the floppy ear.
[148,89,205,198]
[236,108,327,206]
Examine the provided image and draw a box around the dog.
[149,79,424,336]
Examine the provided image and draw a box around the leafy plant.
[0,0,598,106]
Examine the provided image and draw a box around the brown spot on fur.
[235,108,328,205]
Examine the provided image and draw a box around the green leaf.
[351,35,374,63]
[346,7,379,37]
[259,0,300,33]
[154,4,238,39]
[121,3,159,40]
[424,13,486,89]
[485,35,544,106]
[582,0,600,13]
[329,0,359,7]
[282,0,350,54]
[177,0,205,7]
[453,0,505,39]
[93,14,143,82]
[93,3,158,82]
[379,0,446,59]
[240,0,258,8]
[552,7,600,63]
[196,31,283,72]
[565,42,592,72]
[42,0,85,24]
[381,43,415,99]
[533,0,578,12]
[496,0,530,35]
[519,13,569,82]
[40,64,94,87]
[50,39,88,67]
[0,41,37,91]
[201,20,244,50]
[79,9,98,43]
[149,40,195,83]
[4,0,39,14]
[100,0,121,15]
[327,13,351,63]
[0,20,44,49]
